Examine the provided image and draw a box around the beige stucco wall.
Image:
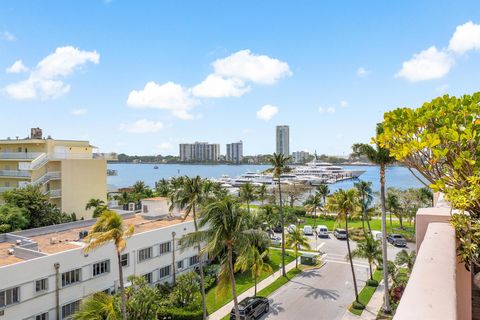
[60,159,107,219]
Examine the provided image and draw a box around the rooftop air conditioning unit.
[7,249,14,255]
[50,237,58,244]
[15,240,22,245]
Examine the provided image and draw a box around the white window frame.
[159,241,171,255]
[35,311,49,320]
[35,278,48,294]
[0,286,20,307]
[92,259,110,277]
[159,265,171,279]
[61,268,81,287]
[120,253,129,267]
[138,247,153,262]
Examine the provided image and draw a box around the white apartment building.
[292,151,310,164]
[276,125,290,156]
[0,202,202,320]
[226,141,243,164]
[179,142,220,162]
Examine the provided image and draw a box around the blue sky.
[1,1,480,156]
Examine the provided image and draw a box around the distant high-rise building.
[179,142,220,162]
[276,125,290,156]
[292,151,310,164]
[226,141,243,163]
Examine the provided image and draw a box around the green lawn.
[206,250,296,314]
[349,270,383,316]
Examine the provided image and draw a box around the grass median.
[349,269,383,316]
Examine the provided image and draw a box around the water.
[107,163,427,192]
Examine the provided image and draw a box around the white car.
[316,225,329,237]
[303,225,313,235]
[287,224,296,233]
[371,230,382,241]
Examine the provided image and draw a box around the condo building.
[226,141,243,164]
[179,142,220,162]
[0,199,202,320]
[292,151,311,164]
[0,128,112,219]
[276,125,290,156]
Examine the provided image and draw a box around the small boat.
[153,165,159,169]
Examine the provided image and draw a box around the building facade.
[226,141,243,163]
[0,128,112,219]
[0,206,201,320]
[292,151,310,164]
[276,125,290,156]
[179,142,220,162]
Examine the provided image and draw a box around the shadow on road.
[265,300,285,316]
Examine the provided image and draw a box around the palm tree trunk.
[389,211,393,231]
[345,217,359,303]
[364,206,372,234]
[295,246,298,269]
[228,246,240,320]
[278,177,286,277]
[399,216,404,229]
[369,261,373,280]
[193,208,208,320]
[380,165,391,313]
[117,251,127,320]
[254,273,257,296]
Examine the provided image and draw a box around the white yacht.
[292,159,365,182]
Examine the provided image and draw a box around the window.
[177,260,183,269]
[93,260,110,277]
[62,300,80,319]
[138,247,153,262]
[35,278,48,293]
[35,312,48,320]
[0,287,19,307]
[159,241,171,255]
[143,272,153,284]
[189,255,199,266]
[159,265,171,279]
[61,269,81,287]
[121,253,129,267]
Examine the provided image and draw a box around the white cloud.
[192,74,249,98]
[3,31,15,41]
[356,67,369,77]
[256,104,278,121]
[448,21,480,54]
[396,46,454,82]
[340,100,348,108]
[318,107,336,114]
[71,108,87,116]
[213,49,292,84]
[6,60,28,73]
[127,81,197,120]
[120,119,164,133]
[4,46,99,100]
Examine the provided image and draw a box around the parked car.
[273,225,283,233]
[303,225,313,235]
[371,230,382,241]
[287,224,296,233]
[333,228,347,239]
[387,234,407,247]
[230,296,269,320]
[269,235,281,245]
[316,225,329,238]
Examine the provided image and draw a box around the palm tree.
[351,235,382,280]
[179,196,264,320]
[316,184,330,215]
[267,152,291,277]
[72,292,119,320]
[327,189,361,303]
[395,249,416,273]
[172,175,208,319]
[386,190,400,231]
[155,178,171,197]
[85,198,107,218]
[352,123,396,313]
[83,210,134,320]
[354,180,374,233]
[235,246,273,296]
[257,184,268,206]
[239,182,256,214]
[304,193,322,226]
[286,227,311,269]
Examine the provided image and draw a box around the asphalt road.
[260,233,413,320]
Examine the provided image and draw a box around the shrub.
[366,279,379,287]
[351,301,365,310]
[157,307,203,320]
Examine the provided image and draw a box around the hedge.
[157,307,203,320]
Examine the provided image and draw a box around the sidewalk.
[208,259,298,320]
[342,280,386,320]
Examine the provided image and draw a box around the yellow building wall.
[60,159,107,219]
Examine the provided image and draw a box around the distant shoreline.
[109,162,377,166]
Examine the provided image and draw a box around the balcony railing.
[0,152,43,160]
[93,152,118,160]
[47,189,61,198]
[0,170,31,178]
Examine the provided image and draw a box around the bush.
[348,228,366,242]
[288,206,307,217]
[157,307,203,320]
[366,279,379,287]
[351,301,365,310]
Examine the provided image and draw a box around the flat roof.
[1,213,191,266]
[142,197,168,201]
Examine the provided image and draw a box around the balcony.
[0,186,14,193]
[47,189,61,198]
[0,170,31,178]
[93,152,118,160]
[0,152,43,160]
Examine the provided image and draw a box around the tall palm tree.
[155,178,171,197]
[327,189,361,303]
[304,193,322,226]
[85,198,107,218]
[316,184,330,215]
[172,175,208,319]
[235,246,273,296]
[352,123,396,313]
[267,152,291,277]
[386,190,400,231]
[179,196,263,319]
[395,249,416,273]
[286,227,311,269]
[354,180,374,233]
[83,210,134,320]
[257,184,268,206]
[351,235,382,280]
[239,182,256,214]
